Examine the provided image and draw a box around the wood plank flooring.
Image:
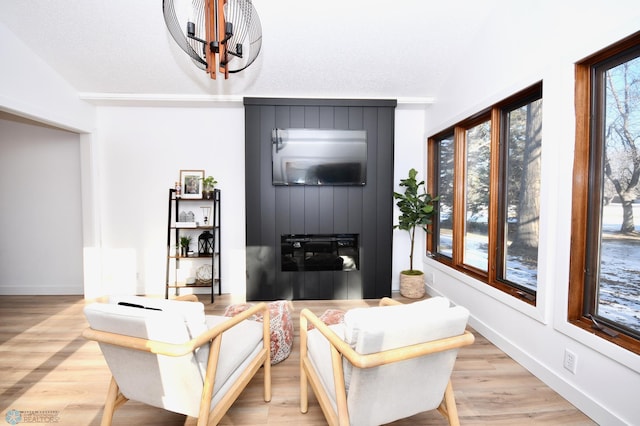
[0,294,596,425]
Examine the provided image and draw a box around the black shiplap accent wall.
[244,98,396,300]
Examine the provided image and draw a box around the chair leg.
[300,366,309,413]
[300,316,309,414]
[437,380,460,426]
[264,354,272,402]
[101,377,128,426]
[263,311,272,403]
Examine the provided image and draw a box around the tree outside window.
[500,98,542,293]
[571,33,640,353]
[593,52,640,336]
[427,84,542,303]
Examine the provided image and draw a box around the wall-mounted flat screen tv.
[272,128,367,186]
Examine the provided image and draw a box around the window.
[498,97,542,294]
[427,84,542,303]
[463,119,492,272]
[433,132,454,258]
[570,32,640,354]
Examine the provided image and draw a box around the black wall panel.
[244,98,396,300]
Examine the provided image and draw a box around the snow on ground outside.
[448,204,640,333]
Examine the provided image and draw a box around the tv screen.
[272,128,367,186]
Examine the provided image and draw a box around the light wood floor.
[0,294,596,425]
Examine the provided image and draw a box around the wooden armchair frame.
[83,298,271,426]
[299,297,474,426]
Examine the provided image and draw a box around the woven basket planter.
[399,272,425,299]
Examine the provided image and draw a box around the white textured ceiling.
[0,0,499,102]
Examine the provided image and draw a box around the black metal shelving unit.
[165,188,221,302]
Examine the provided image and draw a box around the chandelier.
[162,0,262,79]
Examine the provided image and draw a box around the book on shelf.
[175,222,197,228]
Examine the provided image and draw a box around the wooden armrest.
[192,302,270,349]
[379,297,402,306]
[83,302,270,357]
[354,331,475,368]
[300,308,475,369]
[82,328,197,356]
[173,294,199,302]
[300,308,357,360]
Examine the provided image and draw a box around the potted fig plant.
[393,168,438,298]
[201,176,218,199]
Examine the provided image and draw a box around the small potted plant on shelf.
[179,235,192,257]
[201,176,218,199]
[393,168,438,298]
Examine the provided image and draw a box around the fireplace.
[245,98,395,300]
[281,234,359,272]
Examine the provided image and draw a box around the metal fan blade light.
[162,0,262,79]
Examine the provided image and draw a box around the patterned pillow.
[224,301,294,365]
[307,308,345,330]
[223,303,256,319]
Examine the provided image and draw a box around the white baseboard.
[0,286,83,295]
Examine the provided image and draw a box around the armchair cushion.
[302,297,471,425]
[108,297,265,399]
[348,298,469,425]
[108,295,208,338]
[85,296,269,419]
[305,297,454,414]
[306,323,346,411]
[343,296,451,353]
[84,302,208,417]
[203,315,264,403]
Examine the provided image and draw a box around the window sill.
[424,257,547,325]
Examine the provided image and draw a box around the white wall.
[0,17,426,298]
[0,115,84,294]
[0,22,95,296]
[89,103,427,298]
[91,104,247,297]
[421,2,640,425]
[0,22,95,132]
[392,104,428,289]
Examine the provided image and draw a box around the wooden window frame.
[494,90,543,300]
[456,113,493,281]
[569,32,640,354]
[427,83,543,305]
[429,129,455,265]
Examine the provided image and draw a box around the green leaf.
[393,168,438,271]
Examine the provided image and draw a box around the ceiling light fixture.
[162,0,262,79]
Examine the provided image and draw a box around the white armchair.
[83,295,271,425]
[300,297,474,426]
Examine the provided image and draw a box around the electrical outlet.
[563,349,577,374]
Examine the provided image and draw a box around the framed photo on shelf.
[180,170,204,199]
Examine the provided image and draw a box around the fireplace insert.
[281,234,359,272]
